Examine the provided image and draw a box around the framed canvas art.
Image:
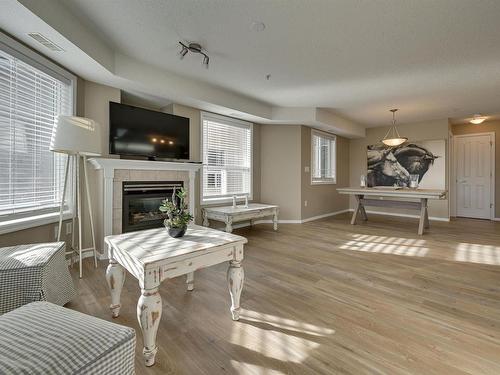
[367,140,445,189]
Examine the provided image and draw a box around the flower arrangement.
[158,187,193,237]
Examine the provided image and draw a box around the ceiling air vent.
[27,33,64,52]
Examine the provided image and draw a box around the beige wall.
[0,223,74,248]
[260,125,302,220]
[83,80,121,158]
[301,127,350,220]
[349,119,450,219]
[451,120,499,217]
[82,81,121,249]
[165,104,201,162]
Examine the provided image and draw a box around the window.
[311,129,336,184]
[0,44,73,223]
[201,113,252,203]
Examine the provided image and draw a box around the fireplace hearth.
[122,181,183,233]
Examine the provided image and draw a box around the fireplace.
[122,181,183,233]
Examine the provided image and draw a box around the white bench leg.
[186,271,194,291]
[225,216,233,233]
[202,209,209,227]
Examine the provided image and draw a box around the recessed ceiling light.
[470,114,486,124]
[250,21,266,32]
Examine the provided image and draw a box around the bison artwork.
[367,142,443,188]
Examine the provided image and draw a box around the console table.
[202,203,279,233]
[105,225,247,366]
[337,187,447,235]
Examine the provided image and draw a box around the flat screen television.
[109,102,190,160]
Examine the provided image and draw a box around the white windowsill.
[0,211,72,235]
[311,180,337,185]
[201,195,253,206]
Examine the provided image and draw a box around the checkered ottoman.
[0,301,136,375]
[0,242,76,314]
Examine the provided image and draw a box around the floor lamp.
[50,115,102,278]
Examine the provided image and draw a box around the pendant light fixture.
[470,114,486,124]
[382,109,407,147]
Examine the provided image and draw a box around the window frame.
[311,129,337,185]
[0,31,77,234]
[200,112,253,205]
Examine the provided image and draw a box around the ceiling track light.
[178,41,210,69]
[179,46,188,59]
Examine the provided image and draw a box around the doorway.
[454,133,495,219]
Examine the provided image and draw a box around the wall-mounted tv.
[109,102,190,160]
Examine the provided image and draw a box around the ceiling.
[1,0,500,131]
[62,0,500,127]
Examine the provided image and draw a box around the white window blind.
[0,48,72,219]
[311,130,336,184]
[202,113,252,202]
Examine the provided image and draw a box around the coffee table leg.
[186,271,194,291]
[227,260,244,320]
[106,260,125,318]
[273,209,279,231]
[137,287,162,367]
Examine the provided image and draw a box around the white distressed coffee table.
[105,224,247,367]
[202,203,279,233]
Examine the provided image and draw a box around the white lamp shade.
[50,115,102,156]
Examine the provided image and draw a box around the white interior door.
[455,134,493,219]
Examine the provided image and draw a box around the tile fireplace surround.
[89,158,201,258]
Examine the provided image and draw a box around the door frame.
[452,132,495,220]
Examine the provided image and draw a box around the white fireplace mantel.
[88,158,202,178]
[88,158,201,257]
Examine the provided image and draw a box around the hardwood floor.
[69,214,500,375]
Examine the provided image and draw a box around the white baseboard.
[351,209,450,222]
[252,219,303,224]
[302,209,352,223]
[492,217,500,222]
[250,208,351,225]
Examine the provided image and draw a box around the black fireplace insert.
[122,181,183,233]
